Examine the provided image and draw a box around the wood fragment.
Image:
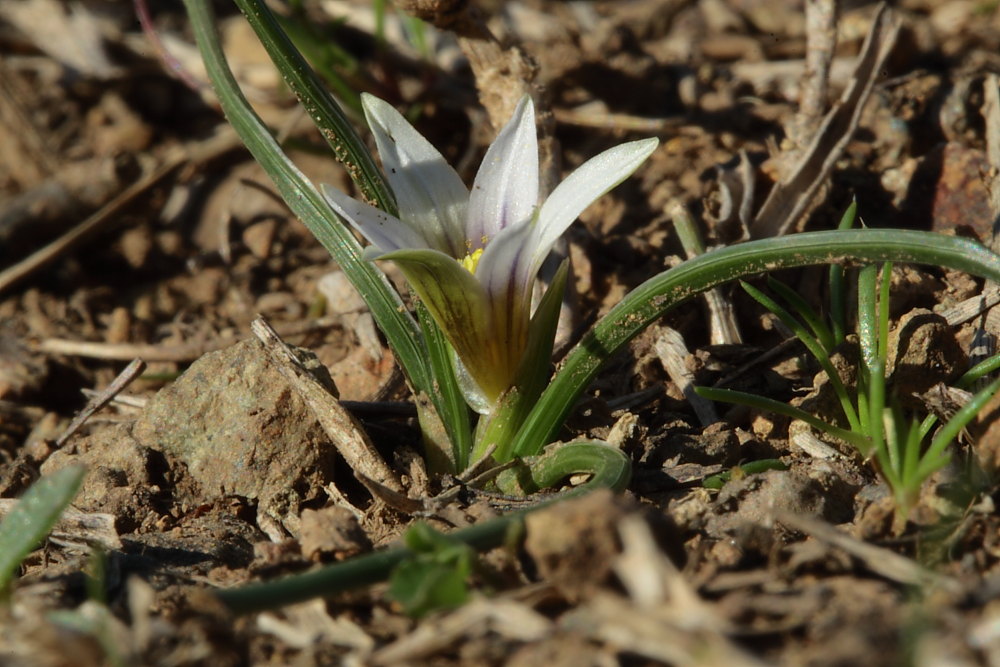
[654,326,719,426]
[251,317,403,495]
[751,4,900,238]
[0,502,121,551]
[56,358,146,447]
[797,0,840,138]
[773,510,961,593]
[37,317,341,362]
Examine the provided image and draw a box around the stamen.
[460,247,484,274]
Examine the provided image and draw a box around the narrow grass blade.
[0,465,85,594]
[274,11,363,116]
[766,276,835,352]
[521,441,632,494]
[916,374,1000,482]
[958,352,1000,388]
[695,386,869,450]
[511,229,1000,457]
[233,0,396,211]
[742,279,860,431]
[417,301,472,472]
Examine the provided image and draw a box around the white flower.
[322,94,657,413]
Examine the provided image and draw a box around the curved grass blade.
[183,0,432,396]
[511,229,1000,457]
[0,465,86,595]
[520,440,632,494]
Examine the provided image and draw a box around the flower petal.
[473,216,537,387]
[467,96,538,250]
[378,248,506,405]
[362,94,469,257]
[321,183,427,253]
[531,138,659,276]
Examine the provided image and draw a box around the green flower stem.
[183,0,435,401]
[512,230,1000,458]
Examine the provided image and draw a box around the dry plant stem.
[797,0,839,138]
[668,198,742,344]
[371,598,551,665]
[553,107,684,132]
[56,358,146,447]
[711,336,801,388]
[250,318,403,495]
[6,504,121,552]
[938,284,1000,327]
[0,127,242,295]
[36,316,341,362]
[774,510,961,593]
[654,327,718,426]
[751,3,899,238]
[394,0,557,190]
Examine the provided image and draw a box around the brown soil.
[3,1,1000,665]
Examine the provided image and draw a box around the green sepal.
[474,260,569,463]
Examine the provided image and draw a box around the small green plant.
[388,523,475,617]
[697,204,1000,522]
[180,1,1000,611]
[0,465,86,596]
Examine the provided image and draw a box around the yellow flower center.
[460,247,484,274]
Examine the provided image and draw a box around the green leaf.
[511,229,1000,458]
[497,440,632,496]
[389,523,473,618]
[0,465,85,595]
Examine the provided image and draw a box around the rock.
[130,338,339,538]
